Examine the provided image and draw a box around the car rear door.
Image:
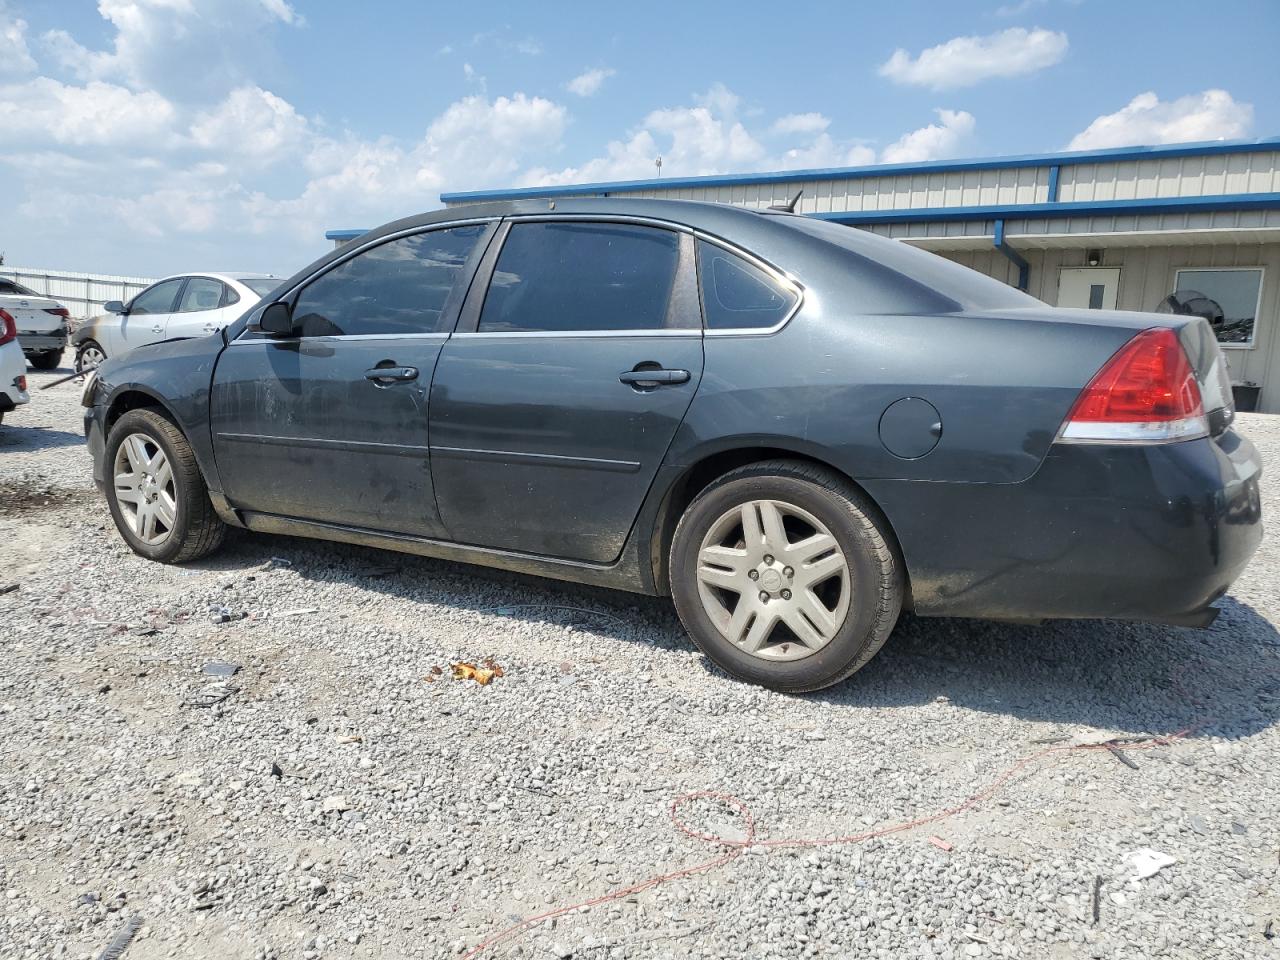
[210,222,495,536]
[165,276,229,341]
[428,218,704,564]
[118,278,183,353]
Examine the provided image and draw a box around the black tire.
[29,349,64,370]
[104,408,227,564]
[76,340,106,373]
[669,459,903,692]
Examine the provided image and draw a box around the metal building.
[0,266,155,321]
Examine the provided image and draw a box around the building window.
[1166,268,1264,347]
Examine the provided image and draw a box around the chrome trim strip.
[430,445,641,473]
[452,329,702,340]
[229,332,451,346]
[216,433,430,457]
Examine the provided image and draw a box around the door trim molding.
[217,432,431,457]
[430,445,642,473]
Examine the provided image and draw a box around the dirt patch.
[0,480,80,515]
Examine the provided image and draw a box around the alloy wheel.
[113,433,177,545]
[695,499,851,661]
[79,344,106,372]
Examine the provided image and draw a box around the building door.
[1058,267,1120,310]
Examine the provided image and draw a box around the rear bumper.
[867,430,1263,625]
[19,332,67,353]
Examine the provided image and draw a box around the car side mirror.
[258,301,295,337]
[103,300,125,315]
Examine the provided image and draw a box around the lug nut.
[784,566,794,578]
[748,570,759,581]
[781,589,792,601]
[758,591,770,603]
[763,554,774,565]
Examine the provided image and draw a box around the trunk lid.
[0,293,67,335]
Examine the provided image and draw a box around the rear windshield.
[775,215,1039,311]
[0,279,39,297]
[240,278,280,297]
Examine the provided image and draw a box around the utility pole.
[655,156,662,178]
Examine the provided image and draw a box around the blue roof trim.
[325,229,366,241]
[809,192,1280,226]
[439,137,1280,204]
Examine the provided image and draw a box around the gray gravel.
[2,367,1278,960]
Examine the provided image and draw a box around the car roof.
[153,272,279,283]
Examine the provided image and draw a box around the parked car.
[81,199,1262,691]
[0,277,71,370]
[0,307,31,423]
[73,273,280,370]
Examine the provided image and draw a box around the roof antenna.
[769,188,803,213]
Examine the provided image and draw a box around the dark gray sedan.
[82,198,1262,691]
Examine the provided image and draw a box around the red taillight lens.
[16,375,27,393]
[0,309,15,346]
[44,307,71,318]
[1060,327,1207,443]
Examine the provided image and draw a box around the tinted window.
[698,242,799,330]
[293,225,487,337]
[130,279,183,315]
[239,278,279,297]
[479,222,680,333]
[176,277,224,313]
[1171,269,1263,345]
[224,286,241,306]
[0,279,38,296]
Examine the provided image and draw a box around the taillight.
[44,307,71,318]
[16,375,27,393]
[0,309,15,346]
[1059,327,1208,443]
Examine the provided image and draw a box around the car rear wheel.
[669,460,903,692]
[77,340,107,372]
[104,408,226,564]
[29,349,63,370]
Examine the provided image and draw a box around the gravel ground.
[2,367,1278,960]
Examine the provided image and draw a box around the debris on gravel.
[2,369,1279,959]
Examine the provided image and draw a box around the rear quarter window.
[698,241,799,330]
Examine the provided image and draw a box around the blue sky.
[1,0,1276,277]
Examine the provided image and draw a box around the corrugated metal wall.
[938,242,1280,412]
[1057,152,1280,202]
[0,267,155,320]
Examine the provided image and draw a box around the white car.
[0,307,31,424]
[0,277,72,370]
[73,272,280,370]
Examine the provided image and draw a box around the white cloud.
[1067,90,1253,150]
[995,0,1047,15]
[880,108,975,163]
[40,0,303,100]
[769,112,830,137]
[567,67,615,97]
[879,27,1067,89]
[0,77,176,146]
[0,5,36,75]
[189,85,308,162]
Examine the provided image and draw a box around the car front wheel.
[669,460,903,692]
[77,340,107,372]
[104,408,226,564]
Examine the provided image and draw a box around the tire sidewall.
[104,411,190,563]
[670,471,891,691]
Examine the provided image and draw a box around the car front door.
[118,278,183,353]
[428,218,705,564]
[210,222,494,536]
[166,276,229,341]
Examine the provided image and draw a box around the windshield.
[240,278,281,297]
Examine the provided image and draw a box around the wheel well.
[649,447,910,606]
[105,391,167,431]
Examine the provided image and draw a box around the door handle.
[364,365,419,383]
[619,368,690,387]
